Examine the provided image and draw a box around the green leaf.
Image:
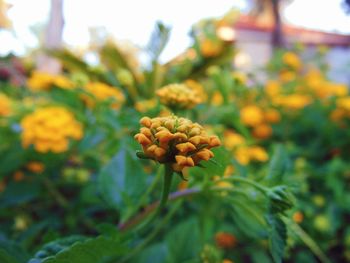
[267,186,294,214]
[0,250,19,263]
[97,143,148,220]
[229,197,267,239]
[266,144,289,185]
[0,143,26,176]
[135,243,168,263]
[41,236,125,263]
[0,239,30,263]
[146,21,171,61]
[31,235,87,261]
[165,218,201,262]
[266,214,287,263]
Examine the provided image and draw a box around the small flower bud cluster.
[156,84,202,109]
[134,115,221,172]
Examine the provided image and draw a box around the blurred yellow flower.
[83,82,125,109]
[240,105,264,127]
[156,83,202,109]
[27,71,74,91]
[252,124,273,140]
[232,71,247,85]
[264,109,281,123]
[282,52,302,71]
[184,79,207,102]
[248,146,269,162]
[273,94,312,110]
[336,97,350,111]
[13,171,24,182]
[26,162,45,173]
[304,69,324,88]
[223,130,245,149]
[293,211,304,223]
[21,107,83,153]
[0,93,11,116]
[279,70,296,83]
[211,91,224,106]
[330,109,346,122]
[200,39,222,58]
[14,215,29,231]
[234,146,250,165]
[265,80,280,97]
[215,232,237,249]
[134,99,157,113]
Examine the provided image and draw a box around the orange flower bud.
[135,115,221,172]
[154,147,166,158]
[196,149,214,161]
[155,130,174,143]
[209,136,221,147]
[176,142,196,153]
[140,117,152,127]
[140,127,152,137]
[134,133,152,146]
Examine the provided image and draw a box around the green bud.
[267,185,294,214]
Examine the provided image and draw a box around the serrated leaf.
[165,218,201,262]
[135,243,168,263]
[266,144,288,185]
[41,236,125,263]
[97,144,148,220]
[266,214,287,263]
[0,239,29,263]
[31,235,87,261]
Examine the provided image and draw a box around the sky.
[1,0,350,63]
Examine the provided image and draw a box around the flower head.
[215,232,237,249]
[0,93,12,116]
[82,82,125,109]
[240,105,264,127]
[27,71,73,91]
[134,115,221,172]
[156,83,202,110]
[21,107,83,153]
[282,52,302,71]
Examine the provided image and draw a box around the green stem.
[119,200,182,263]
[283,217,331,263]
[119,163,173,232]
[156,163,173,213]
[42,177,69,208]
[118,188,200,231]
[216,176,269,195]
[121,166,163,224]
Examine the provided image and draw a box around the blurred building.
[233,15,350,84]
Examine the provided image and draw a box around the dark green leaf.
[42,236,125,263]
[266,214,287,263]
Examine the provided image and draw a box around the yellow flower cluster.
[282,52,302,71]
[21,107,83,153]
[0,93,11,117]
[273,94,312,110]
[240,105,264,127]
[240,105,278,140]
[156,83,202,109]
[200,39,223,58]
[83,82,125,109]
[134,115,221,172]
[27,71,74,91]
[223,130,269,165]
[330,97,350,122]
[303,70,348,99]
[184,79,207,102]
[134,99,157,113]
